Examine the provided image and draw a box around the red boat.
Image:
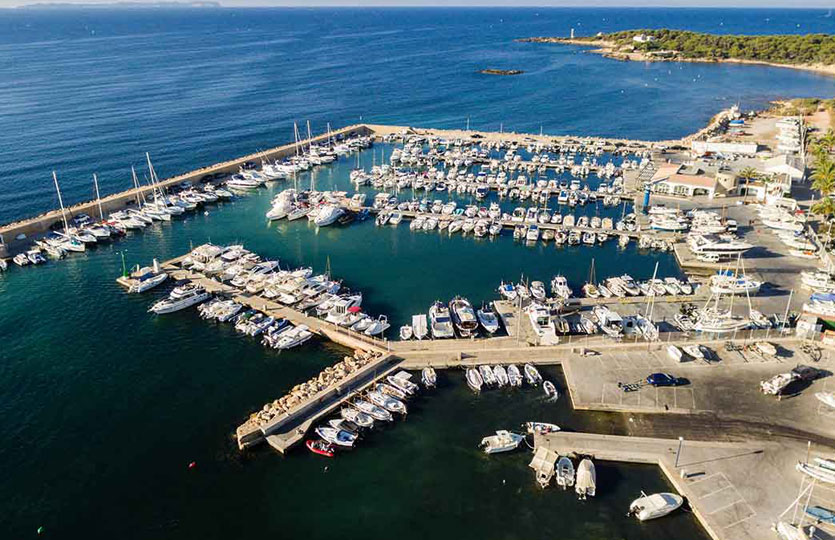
[306,439,335,458]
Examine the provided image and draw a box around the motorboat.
[273,324,313,349]
[667,345,684,362]
[775,521,811,540]
[796,461,835,484]
[149,287,210,314]
[551,275,573,299]
[480,430,525,454]
[682,344,704,360]
[412,314,429,340]
[477,305,500,334]
[816,392,835,409]
[493,365,509,387]
[524,363,543,386]
[314,426,357,448]
[429,301,456,339]
[399,325,413,340]
[709,274,762,295]
[525,422,560,435]
[466,368,483,393]
[594,306,623,338]
[364,315,390,336]
[507,364,523,387]
[305,439,335,457]
[449,296,479,337]
[367,390,407,415]
[352,399,393,422]
[421,367,437,388]
[628,492,685,521]
[543,380,558,400]
[556,456,575,489]
[341,407,374,429]
[375,382,408,401]
[526,303,558,345]
[575,458,597,499]
[498,281,517,301]
[386,372,419,396]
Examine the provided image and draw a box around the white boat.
[399,325,413,340]
[525,421,560,435]
[667,345,684,362]
[551,275,573,299]
[507,364,523,387]
[556,456,575,488]
[314,205,345,227]
[466,368,483,393]
[450,297,479,337]
[477,306,500,334]
[341,406,374,429]
[353,399,393,422]
[480,430,525,454]
[682,344,704,360]
[816,391,835,408]
[629,492,684,521]
[314,426,357,448]
[149,288,210,314]
[796,461,835,484]
[364,315,390,336]
[479,365,497,386]
[367,390,407,415]
[274,324,313,349]
[709,274,762,295]
[543,380,558,400]
[493,365,509,387]
[429,301,455,339]
[575,458,597,499]
[412,314,429,340]
[753,341,777,356]
[775,521,811,540]
[126,260,168,293]
[421,367,437,388]
[526,303,559,345]
[524,363,543,386]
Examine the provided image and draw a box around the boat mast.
[645,261,658,319]
[52,171,70,232]
[93,173,104,221]
[307,120,313,153]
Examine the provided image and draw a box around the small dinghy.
[306,439,335,457]
[524,363,543,386]
[543,380,558,400]
[480,430,525,454]
[628,492,684,521]
[682,344,704,360]
[315,426,357,448]
[479,365,497,386]
[399,324,413,340]
[493,365,509,387]
[507,364,523,387]
[421,367,437,388]
[466,368,483,393]
[575,458,596,499]
[556,456,575,488]
[525,421,560,435]
[353,399,393,422]
[341,406,374,428]
[816,391,835,409]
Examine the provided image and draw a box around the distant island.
[479,69,524,76]
[19,1,220,8]
[519,29,835,76]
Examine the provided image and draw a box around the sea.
[0,7,833,539]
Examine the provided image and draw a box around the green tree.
[812,196,835,219]
[738,166,759,199]
[812,158,835,195]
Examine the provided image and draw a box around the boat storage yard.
[5,118,835,540]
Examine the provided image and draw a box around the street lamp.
[675,436,684,467]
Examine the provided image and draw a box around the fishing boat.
[421,367,437,388]
[377,382,408,401]
[305,439,335,457]
[367,390,407,415]
[466,368,483,393]
[479,365,497,386]
[556,456,575,489]
[507,364,523,387]
[628,492,685,521]
[314,426,357,448]
[341,407,374,429]
[353,399,393,422]
[543,381,558,400]
[575,458,597,499]
[449,296,479,337]
[524,363,543,385]
[493,365,509,387]
[480,430,525,454]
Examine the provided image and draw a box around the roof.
[657,173,717,189]
[764,154,804,173]
[649,163,682,182]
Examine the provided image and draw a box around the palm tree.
[738,166,759,199]
[812,196,835,219]
[820,129,835,154]
[812,158,835,195]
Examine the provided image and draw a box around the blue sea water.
[0,7,834,224]
[0,7,832,539]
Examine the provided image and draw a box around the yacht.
[314,205,345,227]
[709,274,762,295]
[449,297,479,337]
[429,301,456,339]
[526,303,558,344]
[551,275,573,299]
[687,234,752,257]
[149,287,210,314]
[476,304,500,334]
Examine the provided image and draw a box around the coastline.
[520,37,835,78]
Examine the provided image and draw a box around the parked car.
[646,373,687,387]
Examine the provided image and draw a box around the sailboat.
[694,257,752,334]
[582,258,600,298]
[50,172,87,253]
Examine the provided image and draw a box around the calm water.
[0,6,829,539]
[1,7,835,223]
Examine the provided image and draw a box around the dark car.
[792,365,822,382]
[646,373,686,387]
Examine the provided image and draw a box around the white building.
[633,34,657,44]
[763,154,805,183]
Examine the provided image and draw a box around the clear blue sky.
[2,0,833,7]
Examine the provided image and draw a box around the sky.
[1,0,833,7]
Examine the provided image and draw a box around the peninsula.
[520,29,835,76]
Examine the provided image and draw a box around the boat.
[543,380,558,400]
[526,303,559,345]
[524,363,543,386]
[753,341,777,356]
[816,392,835,408]
[364,315,390,336]
[274,324,313,349]
[421,367,437,388]
[806,505,835,524]
[466,368,483,393]
[480,430,525,454]
[376,382,408,401]
[412,314,429,340]
[575,458,597,499]
[386,372,419,396]
[477,305,500,334]
[628,492,685,521]
[306,439,335,457]
[478,365,496,386]
[149,287,210,314]
[525,422,560,435]
[341,407,374,429]
[314,426,357,448]
[551,275,573,299]
[498,281,517,301]
[493,365,509,387]
[667,345,684,362]
[775,521,811,540]
[449,296,479,337]
[796,461,835,484]
[556,456,575,489]
[353,399,393,422]
[367,390,407,414]
[683,344,704,360]
[507,364,523,387]
[399,325,413,340]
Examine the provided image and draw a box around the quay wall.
[0,124,374,256]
